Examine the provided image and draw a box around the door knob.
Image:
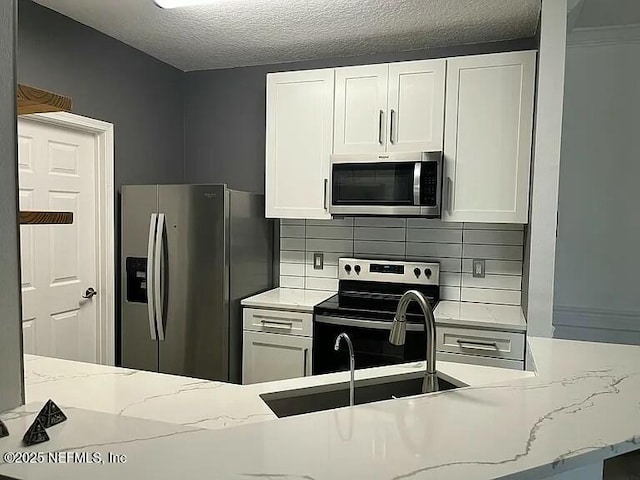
[82,288,97,299]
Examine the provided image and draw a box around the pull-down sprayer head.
[389,314,407,346]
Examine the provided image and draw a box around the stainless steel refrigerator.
[121,184,273,383]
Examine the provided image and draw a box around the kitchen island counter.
[1,337,639,479]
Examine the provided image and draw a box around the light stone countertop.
[241,288,526,332]
[434,300,527,332]
[241,287,336,312]
[0,337,639,479]
[18,352,532,431]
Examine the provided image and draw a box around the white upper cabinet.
[334,60,446,155]
[442,51,536,224]
[265,53,536,222]
[387,60,446,153]
[265,69,334,219]
[333,64,389,154]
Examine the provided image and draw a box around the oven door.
[312,315,426,375]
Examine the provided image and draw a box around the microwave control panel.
[421,161,439,207]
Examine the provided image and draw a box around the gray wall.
[18,0,186,191]
[553,32,640,344]
[0,0,25,412]
[184,39,537,194]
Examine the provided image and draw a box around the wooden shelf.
[16,85,74,225]
[20,211,73,225]
[17,84,72,116]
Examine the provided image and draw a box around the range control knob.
[414,268,421,277]
[344,264,352,273]
[354,265,361,274]
[424,268,432,278]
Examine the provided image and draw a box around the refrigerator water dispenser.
[126,257,148,304]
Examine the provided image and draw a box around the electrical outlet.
[313,253,324,270]
[472,259,485,278]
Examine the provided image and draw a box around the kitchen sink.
[260,372,460,418]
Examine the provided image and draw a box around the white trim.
[526,0,567,338]
[23,112,116,366]
[567,24,640,47]
[554,306,640,332]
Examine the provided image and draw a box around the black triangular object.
[36,399,67,429]
[22,418,49,446]
[0,419,8,438]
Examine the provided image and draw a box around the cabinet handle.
[378,110,384,145]
[323,178,328,210]
[446,176,454,214]
[255,315,294,329]
[390,109,396,144]
[259,319,294,330]
[303,348,309,376]
[456,340,499,351]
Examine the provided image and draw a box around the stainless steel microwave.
[328,152,443,217]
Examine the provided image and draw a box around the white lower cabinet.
[242,307,313,385]
[243,331,312,384]
[435,325,526,370]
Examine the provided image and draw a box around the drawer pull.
[456,340,499,351]
[258,317,294,329]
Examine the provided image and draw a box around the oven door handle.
[314,315,424,332]
[413,162,422,206]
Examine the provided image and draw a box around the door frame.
[21,112,115,366]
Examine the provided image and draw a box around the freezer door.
[157,184,229,380]
[121,185,159,372]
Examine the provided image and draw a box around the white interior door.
[18,118,98,363]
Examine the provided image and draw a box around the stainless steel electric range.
[313,258,440,375]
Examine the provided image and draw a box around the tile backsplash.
[279,218,524,306]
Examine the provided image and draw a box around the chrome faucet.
[334,333,355,406]
[389,290,438,394]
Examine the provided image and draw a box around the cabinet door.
[334,64,389,154]
[242,331,312,385]
[387,59,445,153]
[443,51,536,223]
[266,69,333,219]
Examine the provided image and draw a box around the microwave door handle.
[378,110,384,145]
[146,213,158,341]
[413,162,422,206]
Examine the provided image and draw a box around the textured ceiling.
[31,0,541,72]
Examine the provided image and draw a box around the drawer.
[437,351,524,370]
[243,308,312,337]
[436,326,525,361]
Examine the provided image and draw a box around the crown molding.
[554,305,640,331]
[567,23,640,47]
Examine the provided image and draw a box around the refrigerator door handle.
[146,213,158,341]
[154,213,166,341]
